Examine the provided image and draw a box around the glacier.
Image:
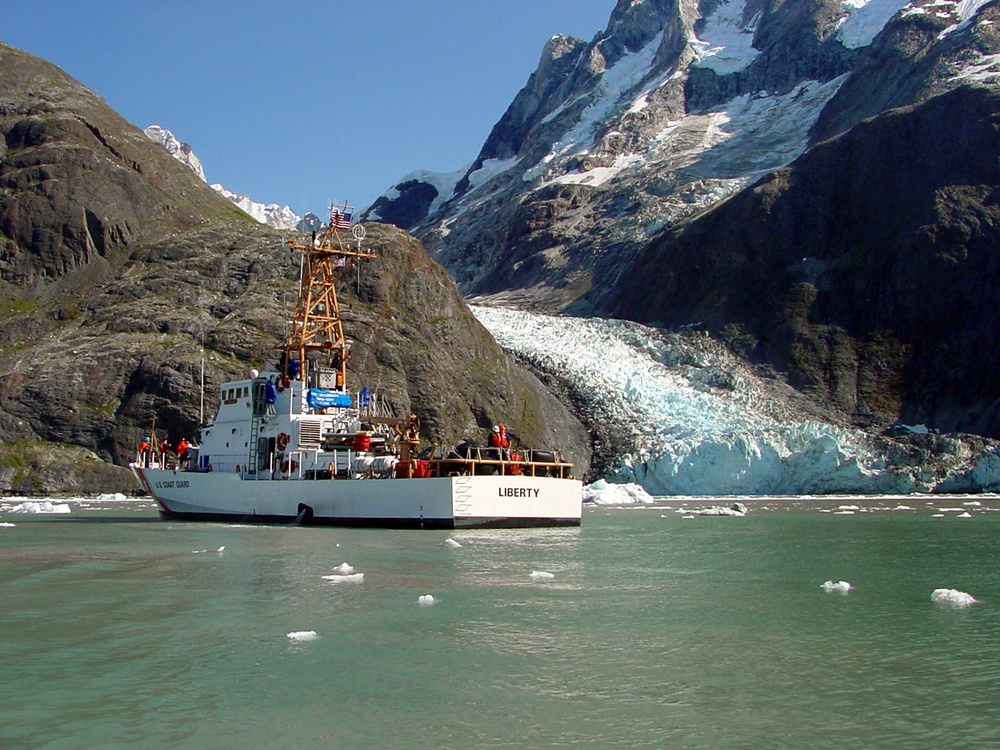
[471,305,1000,496]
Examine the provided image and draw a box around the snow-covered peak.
[144,124,305,231]
[209,183,302,232]
[144,124,206,181]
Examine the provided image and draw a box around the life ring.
[277,432,290,451]
[275,375,290,393]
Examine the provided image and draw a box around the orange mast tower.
[284,203,375,391]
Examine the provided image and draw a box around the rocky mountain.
[143,125,321,233]
[0,42,588,493]
[365,0,1000,439]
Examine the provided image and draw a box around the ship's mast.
[284,203,375,390]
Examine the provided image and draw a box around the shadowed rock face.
[605,86,1000,436]
[0,44,589,492]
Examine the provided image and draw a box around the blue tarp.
[307,389,352,409]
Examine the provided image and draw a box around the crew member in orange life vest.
[138,436,151,467]
[488,424,510,449]
[176,437,191,467]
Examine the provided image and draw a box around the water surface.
[2,496,998,749]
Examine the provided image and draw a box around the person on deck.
[488,425,510,449]
[159,438,173,468]
[138,436,151,467]
[176,438,191,468]
[264,377,278,415]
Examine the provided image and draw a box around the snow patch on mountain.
[950,52,1000,83]
[524,35,662,181]
[368,166,468,222]
[471,305,1000,495]
[690,0,761,74]
[836,0,910,49]
[693,76,849,175]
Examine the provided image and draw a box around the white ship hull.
[132,466,582,529]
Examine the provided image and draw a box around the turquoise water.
[2,496,999,749]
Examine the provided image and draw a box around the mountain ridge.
[363,0,1000,441]
[0,42,589,492]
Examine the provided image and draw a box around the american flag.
[331,210,352,230]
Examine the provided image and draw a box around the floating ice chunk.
[963,500,982,507]
[893,505,912,510]
[582,479,654,505]
[529,570,555,581]
[932,513,945,518]
[957,512,973,518]
[695,502,748,516]
[444,538,462,548]
[193,545,226,554]
[418,594,435,606]
[9,501,71,514]
[96,492,127,502]
[932,588,976,607]
[822,580,852,594]
[838,505,860,510]
[332,562,354,574]
[322,572,364,583]
[286,630,318,641]
[833,510,855,515]
[0,522,14,527]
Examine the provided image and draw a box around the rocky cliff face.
[0,43,589,493]
[365,0,1000,437]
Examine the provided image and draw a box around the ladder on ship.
[248,380,267,477]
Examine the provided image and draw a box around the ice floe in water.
[7,501,71,514]
[192,546,225,554]
[822,580,852,594]
[418,594,436,606]
[693,502,748,516]
[530,570,555,581]
[95,492,128,502]
[286,630,318,642]
[583,479,654,505]
[323,572,364,584]
[322,563,363,583]
[932,588,976,607]
[444,538,462,548]
[0,522,14,527]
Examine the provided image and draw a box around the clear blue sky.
[1,1,614,216]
